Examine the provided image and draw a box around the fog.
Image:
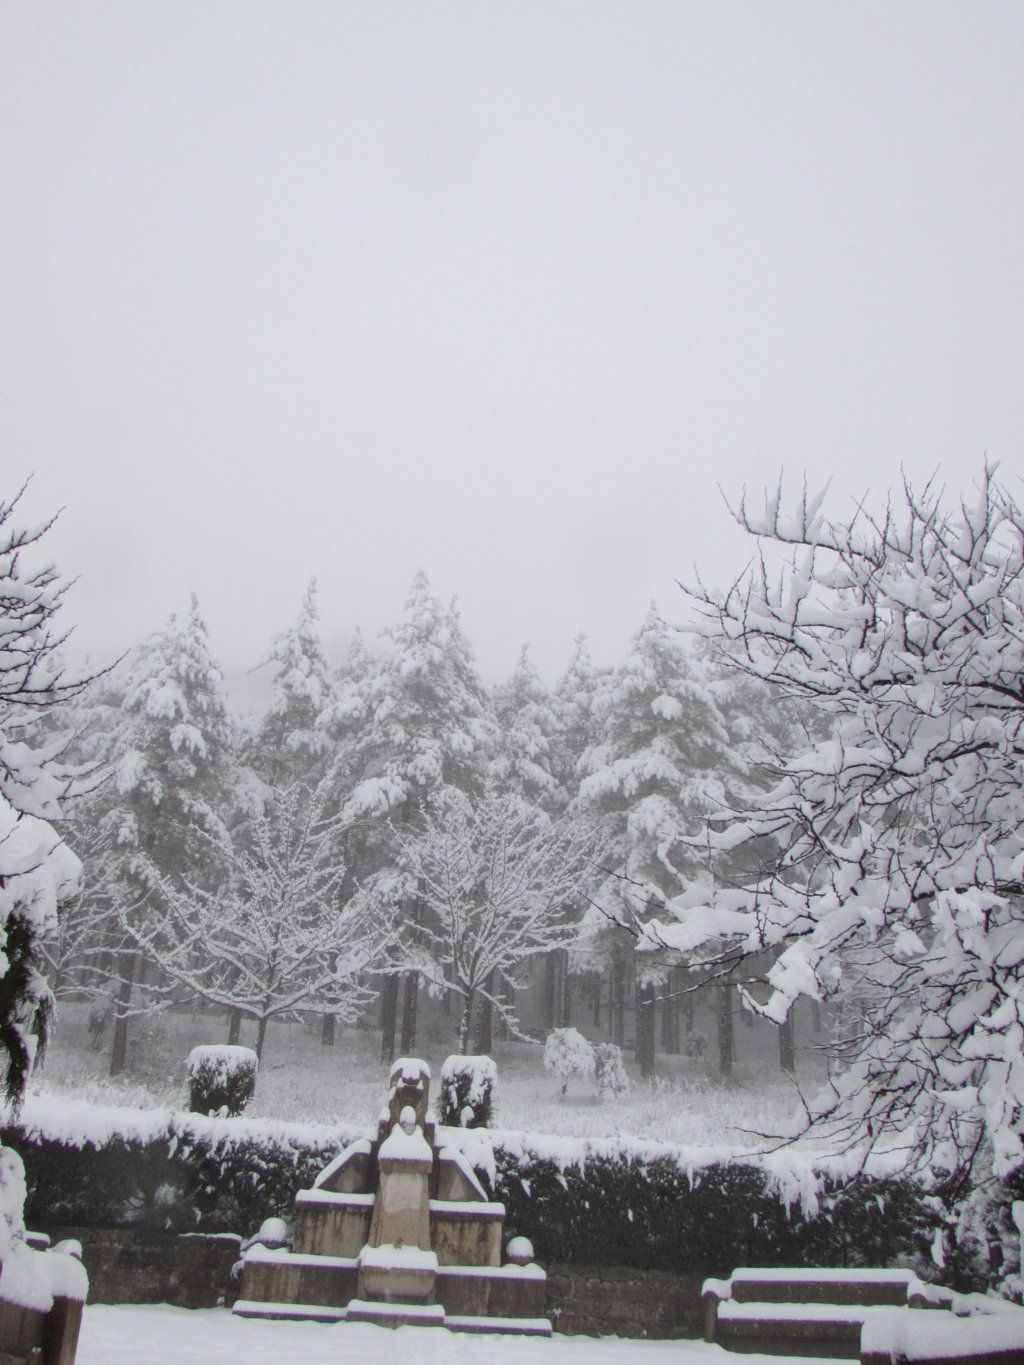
[3,2,1022,685]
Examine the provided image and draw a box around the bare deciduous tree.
[397,789,603,1053]
[119,781,394,1060]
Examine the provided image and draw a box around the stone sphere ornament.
[505,1236,534,1266]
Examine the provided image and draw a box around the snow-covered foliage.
[543,1027,595,1097]
[398,790,602,1051]
[249,580,336,786]
[552,633,605,800]
[186,1044,258,1117]
[118,780,394,1059]
[342,572,495,823]
[489,645,565,809]
[0,797,82,1102]
[672,468,1024,1185]
[105,594,235,878]
[578,607,739,905]
[594,1041,629,1099]
[0,487,94,1298]
[438,1053,497,1128]
[0,487,93,821]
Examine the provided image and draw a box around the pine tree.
[101,595,237,1072]
[250,580,336,788]
[343,571,495,1059]
[553,633,605,802]
[576,607,739,1076]
[490,645,564,810]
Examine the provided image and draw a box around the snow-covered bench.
[0,1234,88,1364]
[702,1267,952,1359]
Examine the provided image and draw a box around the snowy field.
[77,1305,832,1365]
[37,1001,825,1148]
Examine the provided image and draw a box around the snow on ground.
[36,1002,826,1149]
[77,1305,833,1365]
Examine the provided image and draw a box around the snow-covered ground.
[36,1002,825,1149]
[77,1305,832,1365]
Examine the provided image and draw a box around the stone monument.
[234,1057,549,1335]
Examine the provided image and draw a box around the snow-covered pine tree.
[485,645,569,1048]
[490,645,565,809]
[553,633,606,800]
[576,606,740,1076]
[249,580,336,788]
[550,634,608,1033]
[101,594,237,1071]
[342,571,496,1059]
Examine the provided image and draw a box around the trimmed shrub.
[543,1028,594,1097]
[187,1046,257,1117]
[594,1043,629,1099]
[438,1055,496,1128]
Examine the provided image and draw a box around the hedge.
[1,1099,962,1286]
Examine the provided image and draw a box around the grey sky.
[3,2,1022,690]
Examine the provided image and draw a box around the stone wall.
[546,1263,705,1339]
[41,1225,706,1337]
[43,1226,241,1310]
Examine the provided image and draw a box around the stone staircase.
[703,1268,953,1359]
[233,1058,551,1337]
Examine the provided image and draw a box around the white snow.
[358,1243,438,1271]
[379,1123,433,1162]
[861,1304,1024,1359]
[76,1304,837,1365]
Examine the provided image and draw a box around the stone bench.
[703,1268,952,1359]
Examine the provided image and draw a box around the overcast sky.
[3,2,1022,695]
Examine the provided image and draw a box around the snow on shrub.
[594,1042,629,1099]
[438,1055,496,1129]
[186,1046,258,1117]
[543,1028,595,1097]
[2,1093,959,1286]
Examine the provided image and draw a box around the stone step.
[345,1299,446,1329]
[728,1268,918,1307]
[232,1299,347,1324]
[716,1301,891,1360]
[445,1315,552,1337]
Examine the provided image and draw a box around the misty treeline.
[42,568,800,1077]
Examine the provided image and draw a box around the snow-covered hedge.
[437,1055,496,1129]
[2,1094,966,1286]
[186,1046,257,1117]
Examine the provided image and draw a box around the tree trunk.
[379,973,399,1065]
[321,1013,335,1047]
[554,949,569,1028]
[459,990,475,1055]
[473,970,494,1055]
[611,957,625,1046]
[660,976,676,1053]
[778,1011,796,1074]
[717,983,734,1077]
[399,970,418,1054]
[256,1014,269,1063]
[227,1009,242,1046]
[591,974,601,1027]
[636,977,656,1079]
[543,953,557,1032]
[109,951,138,1076]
